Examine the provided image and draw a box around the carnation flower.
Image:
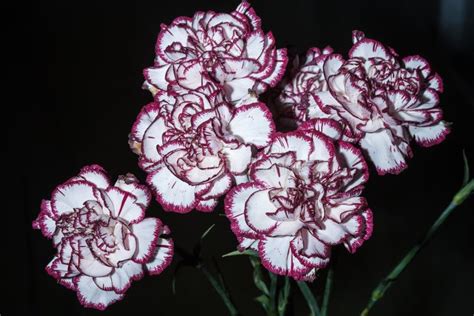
[130,84,275,213]
[225,119,373,281]
[309,31,449,175]
[32,165,174,310]
[144,2,287,104]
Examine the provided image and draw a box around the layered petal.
[229,103,275,148]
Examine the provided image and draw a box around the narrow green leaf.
[171,276,177,295]
[278,277,291,316]
[453,179,474,206]
[255,294,271,312]
[171,260,186,295]
[222,249,259,258]
[200,264,239,316]
[248,256,271,296]
[297,281,321,316]
[269,272,278,315]
[201,224,216,240]
[252,266,270,295]
[321,267,334,316]
[462,150,470,185]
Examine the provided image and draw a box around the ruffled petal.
[32,200,56,238]
[245,189,278,233]
[146,227,174,275]
[359,130,410,175]
[229,103,275,148]
[224,183,263,238]
[223,144,252,174]
[132,218,162,263]
[51,181,98,218]
[147,167,198,213]
[409,121,450,147]
[259,236,312,278]
[73,165,110,189]
[75,276,124,310]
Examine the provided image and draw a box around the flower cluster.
[225,119,372,280]
[33,2,450,310]
[133,3,283,213]
[33,165,173,310]
[280,31,449,175]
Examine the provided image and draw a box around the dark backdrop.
[4,0,474,315]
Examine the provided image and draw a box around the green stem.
[175,245,239,315]
[321,267,334,316]
[267,272,278,316]
[199,264,239,316]
[361,179,473,316]
[278,277,291,316]
[297,281,321,316]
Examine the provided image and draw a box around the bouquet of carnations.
[33,2,472,315]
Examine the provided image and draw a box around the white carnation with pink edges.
[225,119,373,281]
[144,2,287,104]
[33,165,174,310]
[130,83,275,213]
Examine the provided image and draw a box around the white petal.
[110,261,143,294]
[75,276,124,310]
[51,181,97,217]
[409,121,449,147]
[144,65,171,91]
[307,131,335,162]
[157,24,191,62]
[114,177,151,209]
[131,102,161,142]
[147,167,197,213]
[146,232,174,275]
[175,61,208,90]
[300,118,343,141]
[245,189,278,233]
[267,132,313,161]
[316,219,349,245]
[252,164,293,188]
[200,173,233,200]
[132,218,161,263]
[142,116,168,162]
[106,223,138,266]
[196,199,219,212]
[74,165,110,189]
[246,31,265,60]
[223,144,252,174]
[259,236,311,278]
[224,183,262,238]
[323,54,344,78]
[260,48,288,87]
[359,130,409,175]
[349,38,390,59]
[77,241,114,277]
[337,141,369,191]
[229,103,275,148]
[103,187,142,223]
[224,78,255,103]
[33,200,57,238]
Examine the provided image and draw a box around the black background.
[4,0,474,315]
